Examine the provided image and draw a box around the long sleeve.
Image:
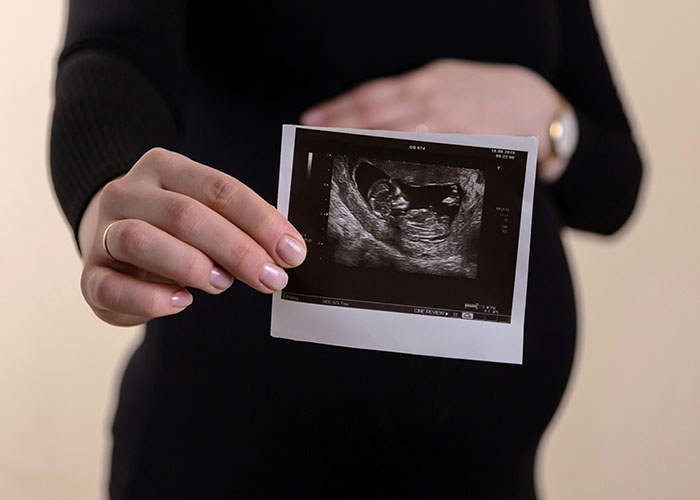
[548,0,644,235]
[50,0,189,242]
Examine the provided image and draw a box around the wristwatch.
[550,100,579,159]
[539,98,579,182]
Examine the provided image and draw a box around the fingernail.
[209,266,233,290]
[259,263,288,291]
[276,234,307,267]
[301,110,324,125]
[171,290,193,308]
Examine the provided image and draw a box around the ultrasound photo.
[327,156,485,278]
[274,126,538,363]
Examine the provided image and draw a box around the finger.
[370,111,437,134]
[367,110,435,133]
[111,185,290,293]
[97,256,179,286]
[323,100,422,130]
[91,307,151,327]
[300,78,404,126]
[129,150,307,268]
[103,219,234,294]
[82,265,194,318]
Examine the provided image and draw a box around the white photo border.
[272,125,538,364]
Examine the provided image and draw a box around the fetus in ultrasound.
[327,156,484,278]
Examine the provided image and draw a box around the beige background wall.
[0,1,698,498]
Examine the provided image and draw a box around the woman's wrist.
[77,188,103,258]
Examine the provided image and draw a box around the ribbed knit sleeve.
[50,0,188,243]
[548,0,644,235]
[50,52,179,240]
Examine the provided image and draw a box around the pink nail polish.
[171,290,193,308]
[276,235,306,267]
[209,266,233,290]
[259,263,288,291]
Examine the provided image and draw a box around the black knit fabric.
[50,52,179,242]
[50,1,642,498]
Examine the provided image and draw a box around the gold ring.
[102,221,119,260]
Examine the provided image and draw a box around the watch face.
[552,107,579,159]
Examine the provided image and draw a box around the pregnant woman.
[51,1,642,498]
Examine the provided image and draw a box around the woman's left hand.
[300,59,560,163]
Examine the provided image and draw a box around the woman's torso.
[111,2,577,498]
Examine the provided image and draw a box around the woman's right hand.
[78,147,307,326]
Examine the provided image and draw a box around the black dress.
[50,1,643,498]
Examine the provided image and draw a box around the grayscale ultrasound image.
[327,156,485,278]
